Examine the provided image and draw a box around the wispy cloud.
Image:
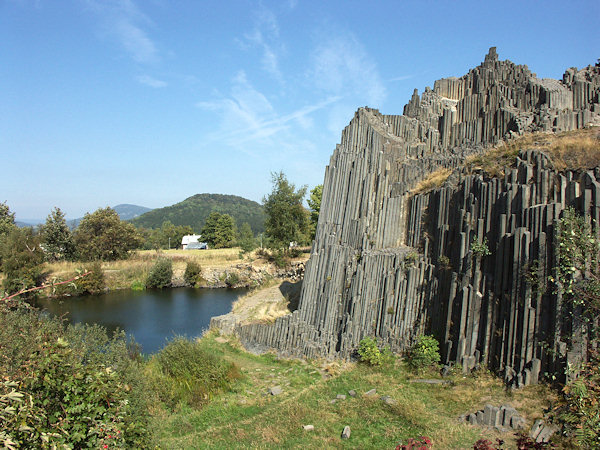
[84,0,159,64]
[242,5,284,82]
[309,33,386,106]
[196,71,340,153]
[137,74,167,88]
[389,74,414,82]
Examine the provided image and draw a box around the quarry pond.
[37,287,248,354]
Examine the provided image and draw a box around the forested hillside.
[131,193,265,234]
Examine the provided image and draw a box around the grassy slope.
[152,333,557,449]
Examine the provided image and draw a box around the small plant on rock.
[471,237,491,257]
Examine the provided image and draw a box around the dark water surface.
[38,287,246,354]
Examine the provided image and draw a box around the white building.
[181,234,202,249]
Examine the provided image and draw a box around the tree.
[200,212,236,248]
[146,221,194,250]
[74,207,143,261]
[0,201,16,236]
[40,207,75,261]
[0,227,44,298]
[263,171,309,251]
[237,222,257,255]
[0,202,18,270]
[307,184,323,240]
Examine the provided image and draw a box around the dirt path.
[210,279,303,334]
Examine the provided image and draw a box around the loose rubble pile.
[460,405,556,444]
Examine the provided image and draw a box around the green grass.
[149,333,558,449]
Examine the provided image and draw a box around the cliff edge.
[234,48,600,386]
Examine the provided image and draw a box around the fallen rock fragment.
[341,426,351,439]
[268,386,282,395]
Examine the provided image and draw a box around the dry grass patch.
[466,127,600,176]
[411,167,452,194]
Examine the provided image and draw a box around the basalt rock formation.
[232,48,600,385]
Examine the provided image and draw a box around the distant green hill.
[113,204,153,221]
[131,194,265,234]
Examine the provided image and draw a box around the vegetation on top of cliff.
[465,127,600,176]
[411,127,600,195]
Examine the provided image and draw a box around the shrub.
[0,308,151,448]
[153,337,240,408]
[76,262,105,295]
[224,272,240,287]
[559,351,600,447]
[406,335,441,371]
[146,258,173,289]
[184,261,203,287]
[358,336,394,366]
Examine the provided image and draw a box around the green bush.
[153,337,240,408]
[146,258,173,289]
[76,262,105,295]
[406,335,441,371]
[184,261,203,287]
[0,308,151,448]
[358,337,394,366]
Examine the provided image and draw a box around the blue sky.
[2,0,598,223]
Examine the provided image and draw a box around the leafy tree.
[263,171,309,251]
[0,201,16,236]
[237,222,256,255]
[0,227,44,298]
[307,184,323,240]
[39,207,75,261]
[201,212,236,248]
[146,221,194,250]
[74,207,143,261]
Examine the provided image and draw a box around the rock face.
[235,48,600,384]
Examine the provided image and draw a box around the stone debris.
[348,389,357,397]
[336,394,346,400]
[461,404,525,430]
[234,48,600,385]
[530,419,556,443]
[409,379,451,385]
[302,425,314,432]
[268,386,282,396]
[380,396,397,405]
[364,389,377,396]
[341,426,351,439]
